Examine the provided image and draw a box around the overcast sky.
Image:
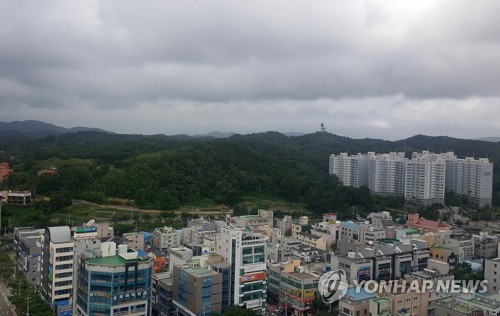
[1,0,500,140]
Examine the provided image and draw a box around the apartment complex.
[329,151,493,207]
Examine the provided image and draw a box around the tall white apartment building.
[330,152,406,196]
[367,152,406,196]
[216,226,267,313]
[40,226,75,315]
[330,150,493,207]
[412,151,493,208]
[405,151,446,205]
[329,153,368,187]
[448,157,493,208]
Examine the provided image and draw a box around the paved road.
[0,281,16,316]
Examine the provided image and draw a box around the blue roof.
[344,287,378,301]
[140,231,153,242]
[341,222,360,230]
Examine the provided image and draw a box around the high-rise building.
[40,226,75,315]
[329,153,368,188]
[367,152,406,197]
[74,248,154,316]
[216,226,268,313]
[405,152,446,206]
[329,151,492,207]
[448,157,493,208]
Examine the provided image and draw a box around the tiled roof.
[415,218,448,229]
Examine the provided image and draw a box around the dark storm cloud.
[1,0,500,137]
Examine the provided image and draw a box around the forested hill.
[2,131,500,217]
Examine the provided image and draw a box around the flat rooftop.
[86,254,150,266]
[183,267,217,277]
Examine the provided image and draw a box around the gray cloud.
[1,0,500,138]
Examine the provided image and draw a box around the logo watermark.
[318,269,488,302]
[318,269,348,304]
[353,279,488,295]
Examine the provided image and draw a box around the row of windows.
[56,255,73,262]
[56,247,73,253]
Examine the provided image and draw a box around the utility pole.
[26,291,30,316]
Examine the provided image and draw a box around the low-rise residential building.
[123,232,145,251]
[153,226,182,252]
[473,232,500,258]
[339,287,378,316]
[276,215,293,235]
[1,190,32,206]
[340,222,362,242]
[296,232,327,251]
[229,209,273,231]
[444,235,474,263]
[484,258,500,294]
[435,292,500,316]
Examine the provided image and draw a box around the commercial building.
[74,248,154,316]
[13,227,44,285]
[152,272,173,316]
[268,260,320,316]
[40,226,75,315]
[216,226,267,312]
[172,266,222,316]
[332,239,430,284]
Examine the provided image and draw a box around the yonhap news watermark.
[318,269,488,304]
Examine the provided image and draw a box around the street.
[0,281,16,316]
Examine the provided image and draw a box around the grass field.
[1,195,320,234]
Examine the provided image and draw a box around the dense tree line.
[1,131,500,219]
